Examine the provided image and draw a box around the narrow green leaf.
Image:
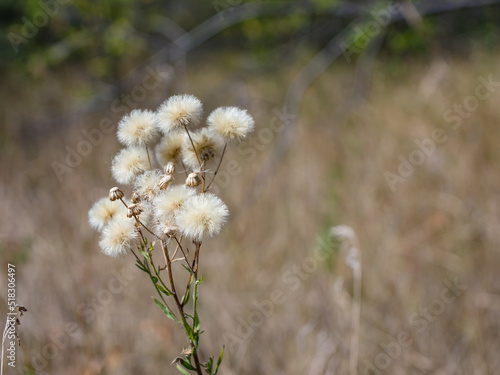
[135,263,147,272]
[176,365,191,375]
[140,250,150,260]
[194,311,200,333]
[180,359,196,371]
[214,346,225,374]
[157,283,174,296]
[182,264,194,275]
[183,320,195,343]
[206,357,214,374]
[152,276,158,284]
[153,298,179,324]
[193,282,200,333]
[182,285,191,305]
[196,276,204,285]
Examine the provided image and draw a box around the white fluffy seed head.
[134,170,162,200]
[137,201,154,227]
[155,131,186,167]
[99,218,139,257]
[153,185,196,224]
[88,198,126,231]
[181,128,224,170]
[117,109,159,147]
[112,147,150,185]
[207,106,255,142]
[156,94,203,133]
[175,193,229,241]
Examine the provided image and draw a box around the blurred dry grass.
[1,50,500,374]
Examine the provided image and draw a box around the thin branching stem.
[183,125,202,167]
[119,198,162,240]
[171,234,183,259]
[180,160,189,178]
[181,273,193,308]
[145,145,152,170]
[173,236,195,274]
[205,142,227,192]
[130,248,142,264]
[161,240,203,375]
[191,243,201,333]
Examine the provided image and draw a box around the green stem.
[161,240,203,375]
[191,243,201,332]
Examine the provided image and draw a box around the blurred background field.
[1,1,500,374]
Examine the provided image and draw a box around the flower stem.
[145,145,152,170]
[183,125,202,167]
[205,143,227,192]
[161,240,203,375]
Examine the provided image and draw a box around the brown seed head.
[185,172,201,188]
[127,203,143,218]
[164,162,175,175]
[131,191,141,204]
[163,225,178,237]
[109,187,124,201]
[159,174,173,190]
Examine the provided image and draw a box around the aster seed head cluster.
[88,94,253,373]
[89,94,253,257]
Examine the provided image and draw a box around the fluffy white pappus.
[112,147,150,185]
[134,170,163,200]
[181,128,224,170]
[175,193,229,241]
[156,94,203,133]
[207,106,255,142]
[117,109,159,147]
[155,131,186,167]
[99,218,139,257]
[88,197,126,231]
[136,201,154,227]
[153,185,196,223]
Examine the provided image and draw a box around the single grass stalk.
[331,225,362,375]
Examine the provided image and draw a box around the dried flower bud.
[109,187,124,201]
[163,225,178,237]
[131,191,141,204]
[127,203,143,218]
[185,172,201,188]
[164,162,175,175]
[159,174,173,190]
